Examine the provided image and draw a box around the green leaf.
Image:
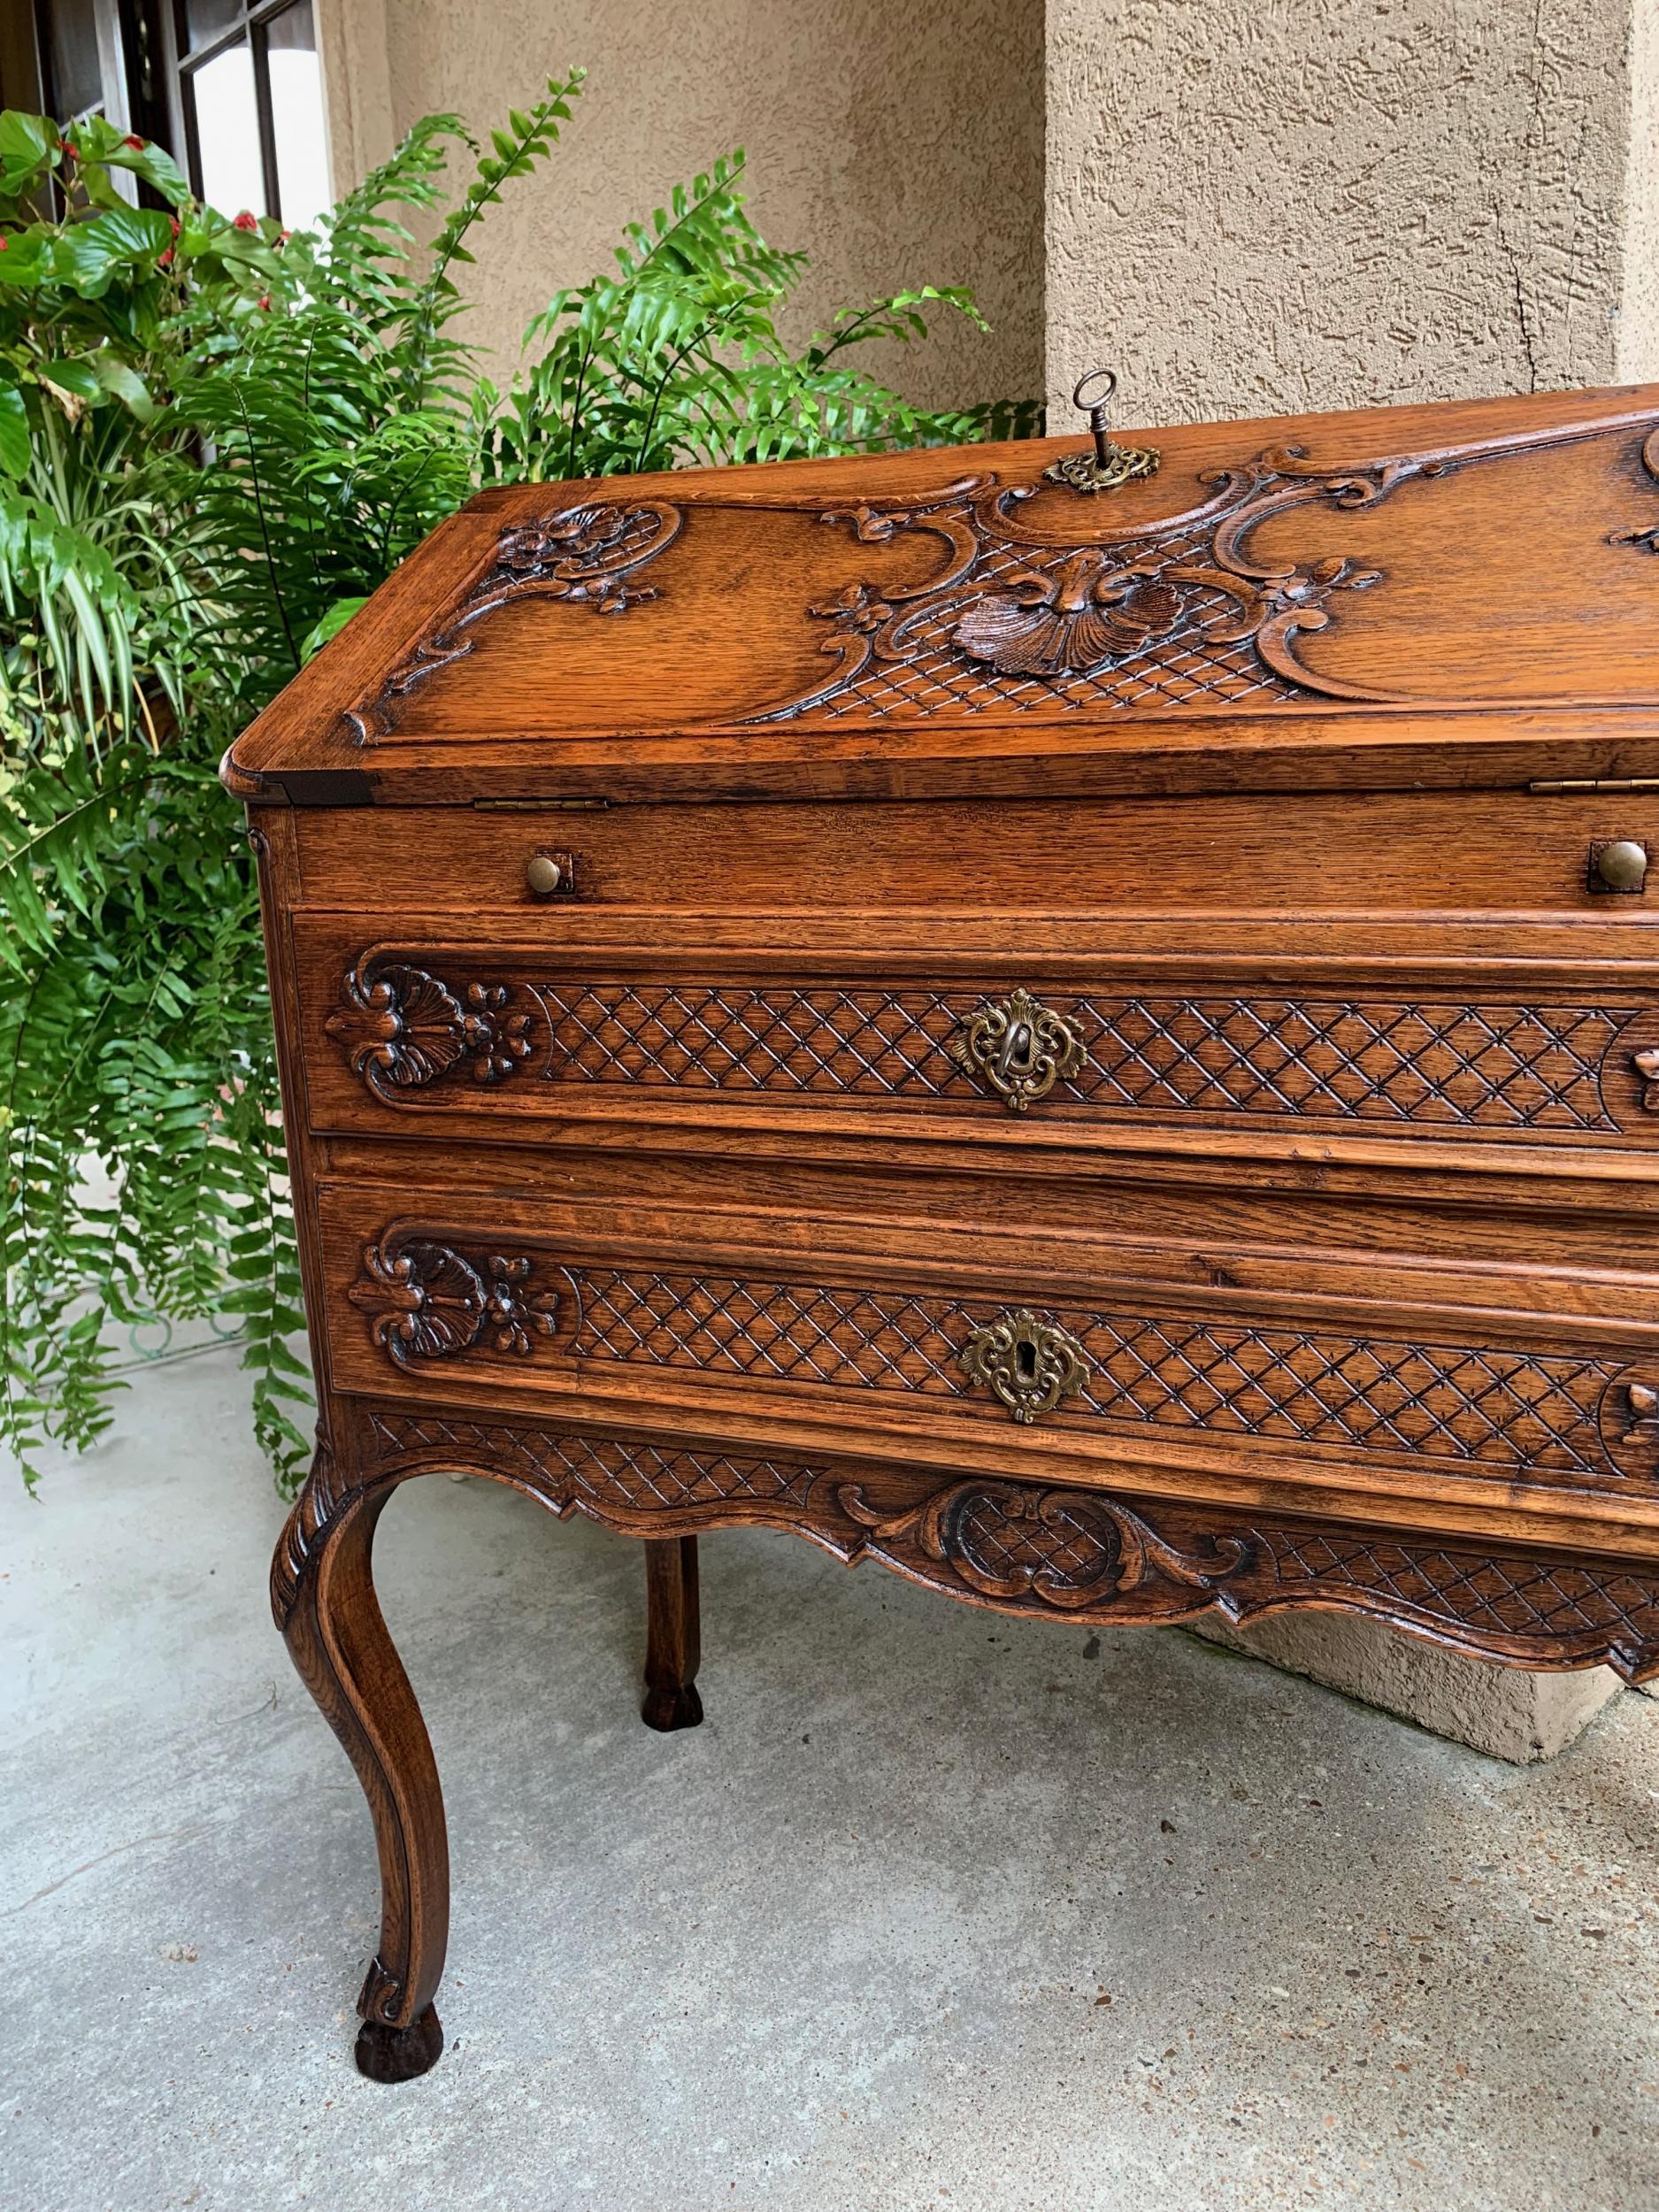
[90,357,155,419]
[0,110,55,194]
[0,381,30,475]
[39,357,103,403]
[299,596,368,661]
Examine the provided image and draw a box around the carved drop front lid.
[224,383,1659,795]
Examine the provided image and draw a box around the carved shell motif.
[349,1239,560,1367]
[326,962,532,1100]
[953,551,1182,678]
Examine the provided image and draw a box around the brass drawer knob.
[1593,838,1648,893]
[947,988,1087,1111]
[959,1310,1090,1424]
[525,852,565,898]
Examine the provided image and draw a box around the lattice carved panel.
[330,955,1640,1137]
[561,1264,1635,1481]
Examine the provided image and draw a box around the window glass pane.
[184,1,246,54]
[48,0,104,119]
[192,36,265,219]
[267,4,330,231]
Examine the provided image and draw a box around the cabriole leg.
[273,1448,449,2081]
[641,1534,703,1732]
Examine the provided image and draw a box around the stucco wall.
[319,0,1044,415]
[1046,0,1652,423]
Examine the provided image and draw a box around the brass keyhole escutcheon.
[1042,368,1161,495]
[959,1310,1090,1425]
[947,988,1087,1111]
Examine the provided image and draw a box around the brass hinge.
[1528,776,1659,795]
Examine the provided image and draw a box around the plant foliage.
[0,72,1039,1494]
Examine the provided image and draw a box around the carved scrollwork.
[271,1432,362,1632]
[840,1479,1252,1610]
[946,987,1087,1110]
[745,445,1409,721]
[1632,1046,1659,1111]
[326,958,533,1100]
[957,1310,1091,1425]
[1609,425,1659,553]
[346,498,681,738]
[349,1237,560,1368]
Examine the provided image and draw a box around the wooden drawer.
[290,791,1659,915]
[312,1177,1659,1529]
[293,909,1659,1172]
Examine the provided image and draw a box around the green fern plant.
[1,72,1039,1494]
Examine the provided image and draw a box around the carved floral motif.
[326,959,532,1099]
[347,499,681,738]
[349,1238,560,1367]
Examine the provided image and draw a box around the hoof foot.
[355,2003,443,2082]
[641,1682,703,1732]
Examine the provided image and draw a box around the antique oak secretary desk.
[227,379,1659,2082]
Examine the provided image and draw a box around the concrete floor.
[4,1350,1658,2212]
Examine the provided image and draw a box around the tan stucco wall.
[1623,0,1659,377]
[1046,0,1655,424]
[319,0,1044,414]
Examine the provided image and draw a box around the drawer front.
[314,1182,1659,1509]
[293,792,1659,915]
[295,911,1659,1165]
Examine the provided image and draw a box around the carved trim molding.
[353,1402,1659,1679]
[737,457,1398,721]
[840,1478,1251,1608]
[346,499,681,739]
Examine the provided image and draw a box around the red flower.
[57,138,76,159]
[157,247,173,269]
[0,237,8,252]
[168,216,180,236]
[123,134,143,150]
[233,211,257,231]
[257,293,271,311]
